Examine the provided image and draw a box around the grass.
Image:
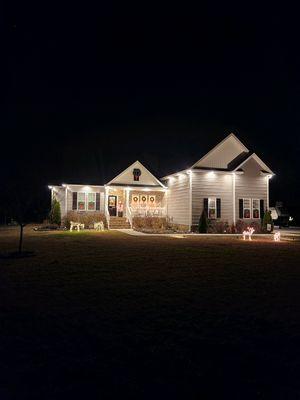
[0,227,300,399]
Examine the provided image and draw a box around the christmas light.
[243,227,255,240]
[274,232,281,242]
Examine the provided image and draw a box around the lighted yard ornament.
[274,231,281,242]
[70,221,84,231]
[94,221,104,231]
[243,227,255,240]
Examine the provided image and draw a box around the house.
[49,133,274,231]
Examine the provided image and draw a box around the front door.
[108,195,117,216]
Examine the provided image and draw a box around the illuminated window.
[208,198,216,219]
[87,193,96,211]
[77,192,86,210]
[252,199,260,219]
[243,198,251,219]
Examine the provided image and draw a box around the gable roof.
[106,160,166,187]
[191,133,249,169]
[161,132,274,179]
[232,153,274,174]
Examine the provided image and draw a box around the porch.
[105,186,167,228]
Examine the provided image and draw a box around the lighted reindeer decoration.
[243,227,255,241]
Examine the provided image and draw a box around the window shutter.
[239,199,243,219]
[203,198,208,216]
[216,198,221,218]
[96,193,100,211]
[260,199,265,220]
[72,192,77,210]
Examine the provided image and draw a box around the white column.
[65,186,68,217]
[232,173,236,224]
[189,170,193,231]
[267,176,269,210]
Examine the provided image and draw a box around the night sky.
[2,5,300,220]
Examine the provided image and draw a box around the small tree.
[199,210,208,233]
[262,209,274,232]
[49,198,61,225]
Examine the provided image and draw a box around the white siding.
[165,174,190,226]
[235,158,268,220]
[53,187,67,217]
[191,172,234,225]
[53,185,105,216]
[194,134,248,169]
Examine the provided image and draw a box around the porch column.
[232,173,236,224]
[125,188,130,218]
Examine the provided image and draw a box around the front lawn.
[0,227,299,399]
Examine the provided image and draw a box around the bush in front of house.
[208,220,230,233]
[132,217,169,232]
[262,210,274,232]
[63,211,107,229]
[49,198,61,226]
[235,219,262,234]
[198,210,208,233]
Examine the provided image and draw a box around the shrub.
[235,219,262,234]
[63,211,107,229]
[262,210,274,232]
[249,220,262,234]
[49,199,61,226]
[198,210,208,233]
[235,219,248,234]
[132,217,168,231]
[230,223,237,234]
[208,220,230,233]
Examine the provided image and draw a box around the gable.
[233,153,273,175]
[192,133,249,169]
[106,161,165,187]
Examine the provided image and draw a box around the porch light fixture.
[48,185,53,189]
[207,171,215,177]
[62,183,67,187]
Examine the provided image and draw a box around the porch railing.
[130,207,166,218]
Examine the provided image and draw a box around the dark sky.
[2,4,300,217]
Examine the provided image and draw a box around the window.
[77,192,86,210]
[252,199,260,219]
[243,198,251,218]
[87,193,96,211]
[208,198,216,219]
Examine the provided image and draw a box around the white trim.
[189,170,192,230]
[105,184,167,192]
[65,186,68,216]
[106,160,166,188]
[267,177,269,210]
[107,193,118,217]
[252,198,260,219]
[161,168,243,181]
[87,192,96,211]
[191,133,249,169]
[242,198,251,219]
[233,153,274,175]
[77,192,86,211]
[232,173,236,224]
[208,197,217,219]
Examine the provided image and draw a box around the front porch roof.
[106,184,167,191]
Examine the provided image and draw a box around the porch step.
[109,217,131,229]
